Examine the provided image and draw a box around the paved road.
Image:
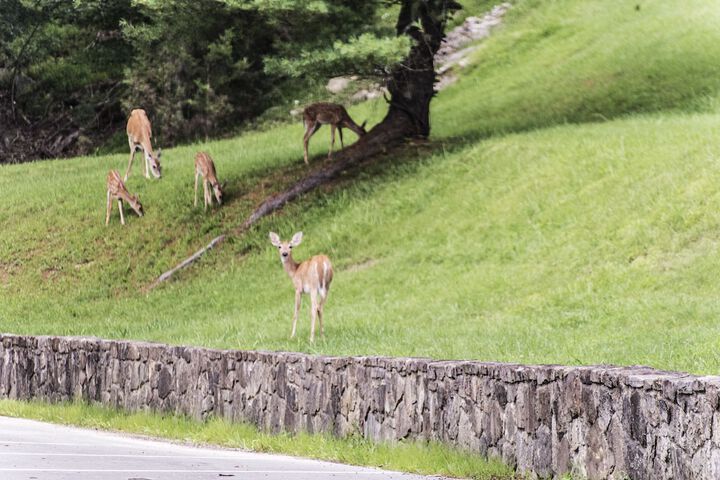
[0,416,441,480]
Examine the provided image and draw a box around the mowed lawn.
[3,0,720,374]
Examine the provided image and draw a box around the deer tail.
[320,259,331,297]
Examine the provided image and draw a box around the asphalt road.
[0,416,442,480]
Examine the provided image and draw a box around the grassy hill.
[3,0,720,374]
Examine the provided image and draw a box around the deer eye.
[289,245,293,249]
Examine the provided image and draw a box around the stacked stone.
[1,334,719,479]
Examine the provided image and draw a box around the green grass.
[4,1,720,372]
[0,400,517,480]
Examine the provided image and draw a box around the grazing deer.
[269,232,333,342]
[106,170,144,225]
[302,102,367,164]
[125,109,162,181]
[194,152,224,210]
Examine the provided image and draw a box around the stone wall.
[0,333,718,479]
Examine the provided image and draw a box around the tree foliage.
[0,0,462,162]
[119,0,270,143]
[0,0,140,161]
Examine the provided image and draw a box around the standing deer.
[269,232,333,342]
[125,109,162,181]
[194,152,224,210]
[106,170,144,225]
[302,102,367,164]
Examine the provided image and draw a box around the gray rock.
[434,3,512,91]
[326,76,357,94]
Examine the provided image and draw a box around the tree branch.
[145,234,227,292]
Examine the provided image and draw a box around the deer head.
[212,180,225,205]
[129,194,144,217]
[146,149,162,178]
[269,231,303,262]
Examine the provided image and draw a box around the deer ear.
[290,231,303,247]
[269,232,281,247]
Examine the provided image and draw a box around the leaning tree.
[150,0,463,288]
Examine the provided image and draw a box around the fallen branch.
[50,129,80,156]
[145,234,227,292]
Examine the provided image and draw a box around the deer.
[125,109,162,181]
[302,102,367,164]
[194,152,224,210]
[106,170,144,225]
[269,232,333,342]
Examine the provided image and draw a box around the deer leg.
[144,151,150,179]
[203,179,210,210]
[105,190,112,226]
[303,121,310,164]
[124,143,136,182]
[338,126,344,148]
[118,199,125,225]
[194,170,200,207]
[291,290,301,338]
[317,297,324,337]
[303,121,322,164]
[328,124,336,159]
[302,121,314,165]
[309,290,318,343]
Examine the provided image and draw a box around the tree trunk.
[381,2,450,138]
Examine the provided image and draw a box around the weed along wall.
[1,334,719,480]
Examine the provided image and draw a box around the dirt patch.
[0,262,20,285]
[74,260,96,270]
[41,267,61,281]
